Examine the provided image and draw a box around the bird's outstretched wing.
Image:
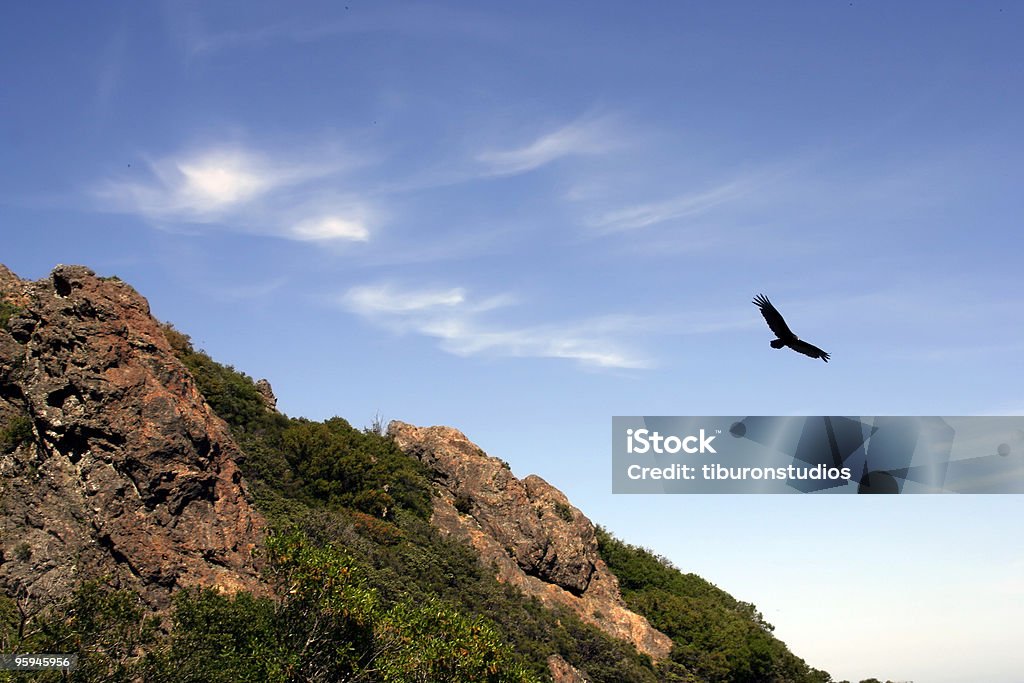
[790,339,830,363]
[752,294,795,341]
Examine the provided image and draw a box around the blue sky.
[2,2,1023,680]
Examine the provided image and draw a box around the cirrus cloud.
[476,116,622,176]
[339,282,650,369]
[94,144,373,243]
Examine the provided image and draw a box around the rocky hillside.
[0,264,833,682]
[390,421,672,661]
[0,265,264,608]
[0,265,665,680]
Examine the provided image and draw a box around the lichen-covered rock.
[389,420,673,661]
[0,264,265,608]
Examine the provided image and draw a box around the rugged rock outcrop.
[547,654,590,683]
[388,421,673,661]
[0,261,670,678]
[0,265,265,609]
[255,378,277,412]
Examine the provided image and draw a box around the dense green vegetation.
[0,323,845,681]
[0,533,533,682]
[156,325,662,682]
[596,528,832,683]
[0,415,33,454]
[0,580,160,682]
[165,324,432,522]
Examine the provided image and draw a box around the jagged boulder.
[0,265,265,608]
[255,378,277,412]
[389,420,673,661]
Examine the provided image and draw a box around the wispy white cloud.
[361,117,625,196]
[97,147,317,219]
[176,150,286,210]
[339,283,649,369]
[477,117,620,176]
[94,144,373,243]
[564,137,963,253]
[343,283,516,316]
[586,180,752,233]
[344,284,468,314]
[290,215,370,242]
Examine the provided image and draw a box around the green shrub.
[1,415,33,453]
[376,597,535,683]
[145,588,279,683]
[596,527,830,683]
[553,501,574,523]
[348,510,405,546]
[279,417,432,519]
[178,350,269,435]
[12,542,31,562]
[159,323,192,355]
[0,300,23,328]
[4,580,160,683]
[164,334,433,522]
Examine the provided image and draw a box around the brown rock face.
[255,379,277,412]
[0,264,265,608]
[388,421,673,661]
[547,654,590,683]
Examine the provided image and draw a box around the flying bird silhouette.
[753,294,830,362]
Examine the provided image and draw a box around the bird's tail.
[770,339,786,349]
